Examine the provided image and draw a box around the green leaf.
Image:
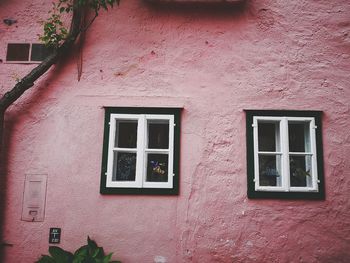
[83,257,97,263]
[101,1,108,10]
[74,245,89,257]
[92,248,101,258]
[96,247,105,258]
[103,253,112,263]
[38,236,121,263]
[49,246,73,262]
[87,236,98,253]
[72,257,83,263]
[36,255,56,263]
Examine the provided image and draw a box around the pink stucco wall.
[1,0,350,262]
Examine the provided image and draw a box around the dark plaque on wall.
[49,228,61,244]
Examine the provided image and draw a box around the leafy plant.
[39,0,120,47]
[39,9,68,48]
[36,236,121,263]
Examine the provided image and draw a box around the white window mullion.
[145,149,169,153]
[310,119,319,191]
[281,117,290,191]
[28,43,33,62]
[288,152,313,156]
[168,115,175,188]
[258,151,283,155]
[275,120,282,188]
[106,116,117,186]
[253,117,260,190]
[137,115,146,188]
[113,148,137,153]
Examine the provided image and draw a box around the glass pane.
[112,152,136,181]
[289,122,311,152]
[31,44,53,61]
[6,43,30,61]
[146,154,168,182]
[114,120,137,148]
[259,155,282,186]
[290,155,312,187]
[258,122,280,152]
[148,120,169,149]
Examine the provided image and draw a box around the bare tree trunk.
[0,109,5,260]
[0,110,4,163]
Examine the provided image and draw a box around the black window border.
[100,107,182,195]
[6,43,53,63]
[245,110,325,200]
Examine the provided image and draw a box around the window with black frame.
[100,107,181,195]
[245,110,325,199]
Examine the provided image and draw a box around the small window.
[100,107,181,195]
[6,43,53,63]
[6,43,30,61]
[31,44,53,61]
[245,110,324,199]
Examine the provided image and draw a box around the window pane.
[6,43,30,61]
[146,154,168,182]
[115,120,137,148]
[148,120,169,149]
[289,122,310,152]
[31,44,53,61]
[258,122,280,152]
[112,152,136,181]
[290,155,312,187]
[259,155,282,186]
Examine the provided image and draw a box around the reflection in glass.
[112,152,136,181]
[290,155,312,187]
[148,120,169,149]
[289,122,310,152]
[258,122,280,152]
[259,155,282,186]
[146,154,168,182]
[115,120,138,148]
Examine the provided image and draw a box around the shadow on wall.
[0,117,14,262]
[143,0,249,17]
[0,46,79,262]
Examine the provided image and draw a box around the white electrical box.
[21,174,47,222]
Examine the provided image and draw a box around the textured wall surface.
[1,0,350,262]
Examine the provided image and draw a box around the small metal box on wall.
[21,174,47,222]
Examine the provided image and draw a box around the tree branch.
[0,0,84,112]
[82,12,98,32]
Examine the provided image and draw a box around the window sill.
[4,61,42,64]
[100,187,179,195]
[248,191,325,200]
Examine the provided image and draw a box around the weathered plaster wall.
[1,0,350,262]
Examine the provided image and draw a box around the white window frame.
[253,116,319,192]
[105,114,175,189]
